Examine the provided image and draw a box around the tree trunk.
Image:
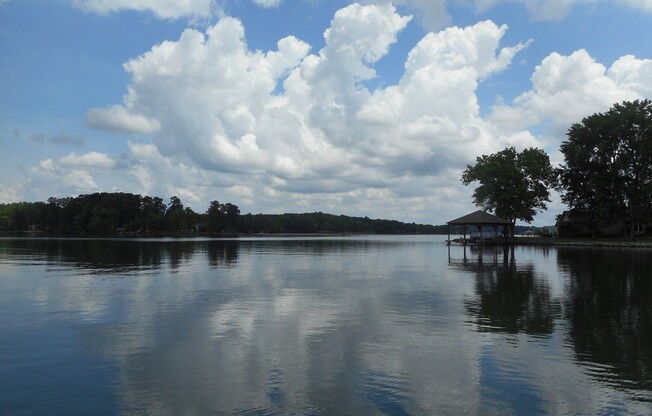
[629,215,635,240]
[626,207,634,240]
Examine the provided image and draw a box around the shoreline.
[3,232,652,248]
[514,237,652,248]
[448,236,652,248]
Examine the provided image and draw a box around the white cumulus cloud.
[70,0,214,19]
[83,3,531,222]
[607,55,652,98]
[86,105,161,135]
[63,169,99,190]
[60,152,118,170]
[492,49,649,135]
[69,2,652,224]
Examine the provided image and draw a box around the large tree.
[166,195,186,231]
[206,200,225,232]
[462,147,555,236]
[558,99,652,238]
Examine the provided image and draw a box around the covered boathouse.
[446,210,512,245]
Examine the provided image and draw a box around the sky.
[1,0,651,226]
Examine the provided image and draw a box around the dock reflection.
[451,245,560,338]
[447,243,516,265]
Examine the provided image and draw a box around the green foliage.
[205,201,240,232]
[0,202,40,231]
[461,147,555,228]
[0,192,230,235]
[1,193,439,235]
[139,196,166,232]
[558,99,652,238]
[238,212,438,234]
[165,196,187,232]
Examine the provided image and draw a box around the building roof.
[447,210,511,225]
[556,210,589,226]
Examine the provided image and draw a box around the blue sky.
[1,0,651,226]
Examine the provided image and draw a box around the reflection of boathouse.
[447,241,517,265]
[446,210,511,246]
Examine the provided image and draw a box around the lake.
[1,235,651,415]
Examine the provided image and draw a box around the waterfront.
[1,236,651,415]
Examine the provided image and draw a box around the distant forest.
[0,192,448,235]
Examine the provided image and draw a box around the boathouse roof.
[447,210,511,225]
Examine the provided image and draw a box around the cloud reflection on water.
[1,237,651,414]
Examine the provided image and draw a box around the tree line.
[0,193,440,235]
[0,193,240,235]
[239,212,440,234]
[462,99,652,239]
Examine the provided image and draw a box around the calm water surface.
[1,235,651,415]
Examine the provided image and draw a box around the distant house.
[556,210,625,238]
[556,211,588,237]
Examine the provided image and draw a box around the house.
[556,210,625,238]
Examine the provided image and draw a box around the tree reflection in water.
[559,247,652,394]
[453,245,561,338]
[0,238,240,274]
[452,244,652,400]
